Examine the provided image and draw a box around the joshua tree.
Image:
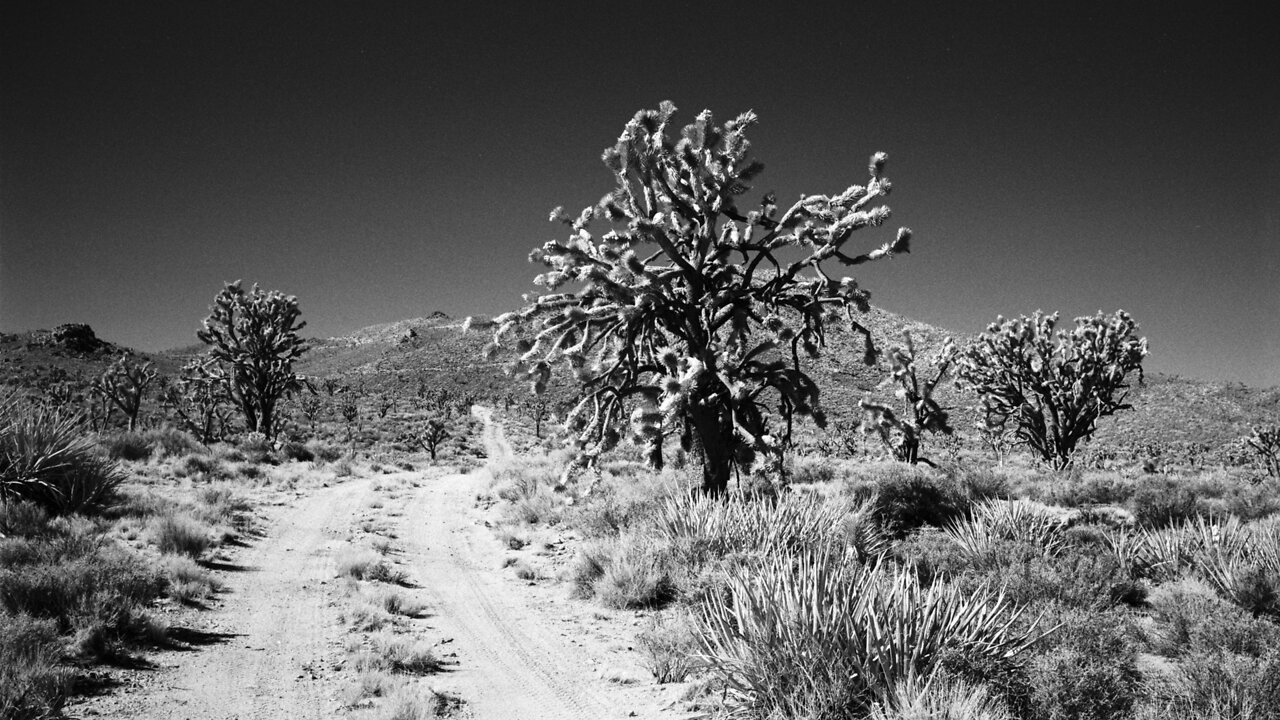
[489,102,913,494]
[401,416,450,460]
[195,281,309,438]
[859,334,954,466]
[1246,425,1280,478]
[167,359,235,444]
[92,352,157,431]
[956,310,1148,471]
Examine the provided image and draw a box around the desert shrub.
[194,483,251,525]
[354,632,443,675]
[937,647,1035,720]
[504,486,563,526]
[0,500,50,538]
[140,426,203,457]
[150,514,213,558]
[893,527,972,586]
[278,440,314,462]
[102,431,152,461]
[160,554,220,604]
[302,439,340,463]
[569,541,611,599]
[1,403,123,514]
[1146,577,1280,657]
[337,548,407,584]
[173,452,232,481]
[845,464,970,537]
[788,455,840,485]
[1039,472,1135,508]
[636,613,700,684]
[370,588,427,618]
[0,539,163,654]
[1131,481,1205,527]
[595,534,677,609]
[489,452,564,502]
[1026,605,1143,720]
[698,548,1039,718]
[0,613,73,720]
[237,431,275,464]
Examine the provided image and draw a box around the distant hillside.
[4,314,1275,468]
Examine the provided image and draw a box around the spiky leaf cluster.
[490,102,912,479]
[860,333,955,465]
[956,310,1148,470]
[195,281,309,438]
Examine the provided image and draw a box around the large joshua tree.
[194,281,309,438]
[490,102,914,494]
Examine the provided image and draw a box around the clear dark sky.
[2,2,1276,386]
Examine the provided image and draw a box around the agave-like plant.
[945,499,1069,560]
[654,490,859,560]
[0,398,122,514]
[696,547,1040,716]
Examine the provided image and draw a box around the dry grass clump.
[371,588,428,618]
[150,514,214,558]
[337,548,409,584]
[351,632,444,676]
[636,613,700,684]
[160,554,221,605]
[593,534,677,609]
[0,613,74,720]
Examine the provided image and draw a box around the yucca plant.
[696,547,1040,717]
[1,398,122,514]
[654,491,859,561]
[945,499,1068,560]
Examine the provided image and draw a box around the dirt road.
[70,410,662,719]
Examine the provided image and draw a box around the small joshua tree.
[859,335,954,466]
[489,102,913,494]
[401,416,450,460]
[92,352,157,431]
[1246,425,1280,478]
[195,281,309,438]
[956,310,1148,471]
[167,359,235,443]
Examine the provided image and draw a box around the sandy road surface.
[72,474,378,720]
[399,407,631,719]
[69,408,666,719]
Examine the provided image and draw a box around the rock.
[50,323,103,353]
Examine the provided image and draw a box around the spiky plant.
[489,102,915,494]
[697,548,1039,717]
[955,310,1148,470]
[945,499,1069,560]
[654,491,865,561]
[0,398,122,514]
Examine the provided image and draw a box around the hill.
[3,314,1275,469]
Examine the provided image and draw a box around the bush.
[139,426,203,457]
[0,614,72,720]
[0,500,50,538]
[0,541,163,654]
[278,440,314,462]
[1,402,123,514]
[337,549,407,584]
[594,534,677,609]
[636,614,699,683]
[1146,578,1280,657]
[102,431,152,461]
[1026,606,1143,720]
[305,439,343,463]
[1131,481,1204,527]
[150,514,213,558]
[845,464,969,537]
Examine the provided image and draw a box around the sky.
[2,2,1277,386]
